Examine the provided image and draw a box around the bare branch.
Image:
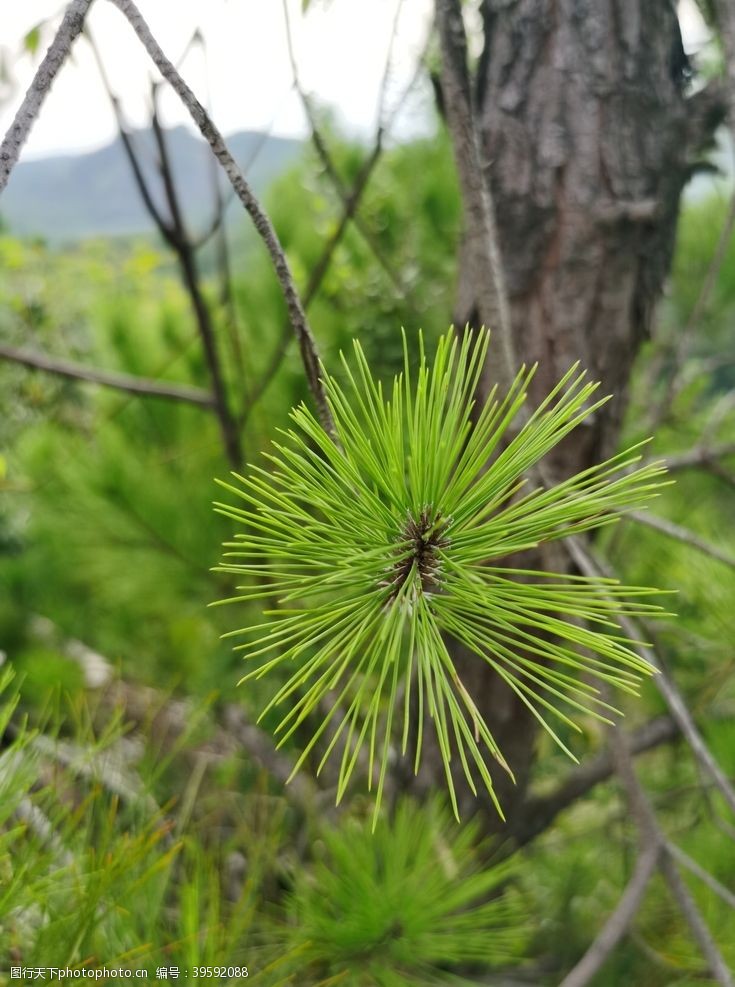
[194,30,248,391]
[0,0,93,195]
[516,715,680,847]
[668,843,735,910]
[565,536,735,821]
[608,718,733,986]
[0,342,215,408]
[88,32,242,466]
[86,31,175,238]
[282,0,425,301]
[659,849,734,985]
[435,0,516,396]
[240,140,384,423]
[241,1,433,423]
[627,511,735,570]
[149,87,243,467]
[651,443,735,473]
[107,0,335,438]
[559,843,660,987]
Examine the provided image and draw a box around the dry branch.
[87,33,243,466]
[610,723,733,987]
[0,0,93,195]
[149,89,243,467]
[627,511,735,570]
[565,536,735,820]
[107,0,335,438]
[435,0,516,396]
[651,443,735,473]
[0,342,215,408]
[559,843,660,987]
[515,715,680,848]
[669,844,735,911]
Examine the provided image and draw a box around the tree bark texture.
[441,0,724,830]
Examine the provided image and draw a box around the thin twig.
[647,443,735,473]
[659,848,734,985]
[608,717,733,987]
[559,843,660,987]
[107,0,335,438]
[150,86,242,467]
[0,0,94,195]
[565,536,735,821]
[0,342,215,407]
[668,843,735,910]
[376,0,406,130]
[86,31,173,236]
[246,0,431,422]
[240,139,384,423]
[626,510,735,570]
[515,715,680,848]
[435,0,516,396]
[282,0,409,299]
[88,30,243,465]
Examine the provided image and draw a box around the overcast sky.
[0,1,709,162]
[0,0,434,159]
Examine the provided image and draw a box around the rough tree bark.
[438,0,725,830]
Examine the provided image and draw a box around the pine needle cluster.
[215,329,667,820]
[287,798,526,986]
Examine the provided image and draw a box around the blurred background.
[0,0,734,983]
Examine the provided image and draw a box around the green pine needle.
[214,328,668,823]
[287,798,527,985]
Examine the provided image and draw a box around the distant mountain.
[0,127,302,241]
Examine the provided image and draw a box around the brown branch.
[559,843,660,987]
[87,32,242,466]
[435,0,516,397]
[652,443,735,473]
[626,511,735,570]
[668,844,735,910]
[182,24,248,395]
[244,3,433,424]
[282,0,416,301]
[0,0,94,195]
[0,342,215,407]
[609,722,733,987]
[149,88,242,468]
[240,140,385,422]
[660,848,733,984]
[565,536,735,820]
[190,126,279,249]
[107,0,335,439]
[515,715,680,848]
[86,30,173,240]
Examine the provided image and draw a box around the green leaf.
[23,25,42,57]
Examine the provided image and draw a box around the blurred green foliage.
[0,123,733,985]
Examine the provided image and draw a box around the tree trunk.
[437,0,724,831]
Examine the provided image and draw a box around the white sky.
[0,0,710,161]
[0,0,434,159]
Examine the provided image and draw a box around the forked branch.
[106,0,335,438]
